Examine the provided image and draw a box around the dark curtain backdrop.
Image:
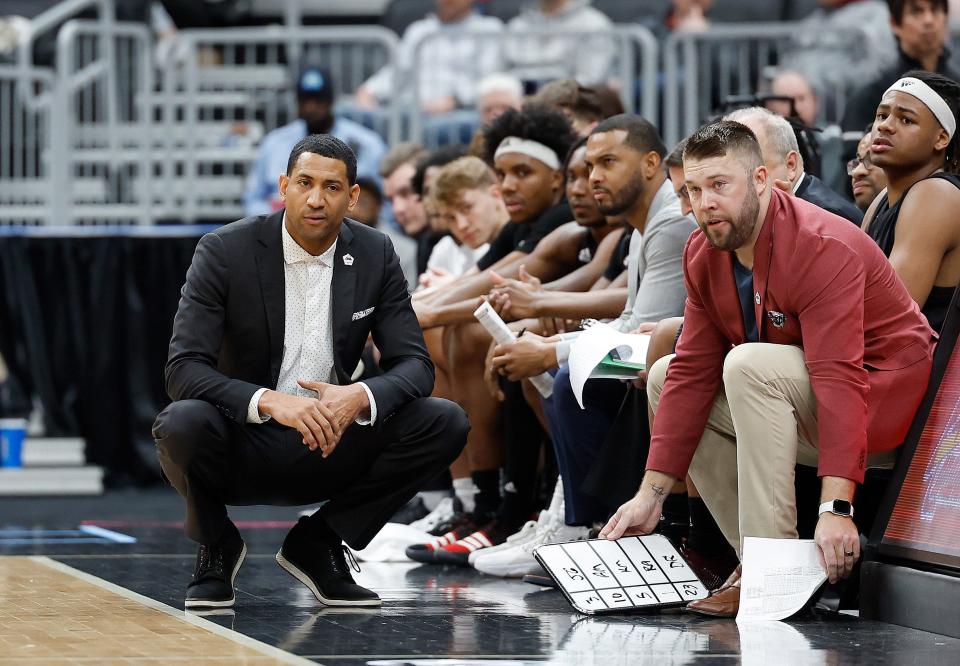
[0,226,216,486]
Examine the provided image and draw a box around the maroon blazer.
[647,189,936,483]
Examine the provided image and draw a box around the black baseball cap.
[296,62,334,102]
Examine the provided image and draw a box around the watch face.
[833,500,852,515]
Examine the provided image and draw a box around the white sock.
[453,477,477,513]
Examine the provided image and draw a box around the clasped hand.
[259,381,368,458]
[488,266,542,320]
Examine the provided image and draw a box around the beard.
[596,177,644,216]
[699,186,760,251]
[305,114,334,135]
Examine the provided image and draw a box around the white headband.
[884,77,957,139]
[493,136,561,170]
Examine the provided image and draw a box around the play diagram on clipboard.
[533,534,709,615]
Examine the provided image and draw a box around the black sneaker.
[389,495,429,525]
[276,517,381,607]
[185,528,246,609]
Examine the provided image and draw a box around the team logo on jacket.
[343,253,354,266]
[767,311,787,329]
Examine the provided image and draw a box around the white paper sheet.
[736,537,827,623]
[567,323,650,408]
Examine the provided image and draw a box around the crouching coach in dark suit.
[153,135,469,609]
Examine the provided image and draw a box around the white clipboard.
[533,534,710,615]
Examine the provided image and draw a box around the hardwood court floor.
[3,488,960,664]
[0,556,307,664]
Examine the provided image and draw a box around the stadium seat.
[381,0,436,36]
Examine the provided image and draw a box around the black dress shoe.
[185,529,246,609]
[276,517,381,607]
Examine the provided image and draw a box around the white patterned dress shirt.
[246,220,376,425]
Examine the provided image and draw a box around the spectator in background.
[380,143,439,276]
[243,60,386,216]
[784,1,897,117]
[769,70,820,127]
[725,107,863,223]
[356,0,502,115]
[843,0,959,131]
[477,73,525,125]
[666,0,712,33]
[850,126,889,211]
[505,0,614,86]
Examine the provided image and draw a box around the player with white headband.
[863,69,960,333]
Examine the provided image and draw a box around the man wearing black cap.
[244,60,387,216]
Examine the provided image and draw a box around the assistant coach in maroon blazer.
[600,121,935,617]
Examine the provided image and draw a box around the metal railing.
[156,25,400,221]
[0,66,54,225]
[662,22,873,146]
[50,19,154,225]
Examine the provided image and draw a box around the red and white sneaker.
[404,515,477,564]
[434,526,507,566]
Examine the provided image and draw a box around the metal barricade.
[0,66,54,225]
[50,19,155,225]
[408,25,660,148]
[662,22,872,147]
[2,0,119,225]
[158,26,400,222]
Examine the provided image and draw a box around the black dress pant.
[152,397,469,549]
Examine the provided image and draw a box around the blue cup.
[0,418,27,468]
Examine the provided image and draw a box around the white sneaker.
[467,520,538,566]
[473,520,591,578]
[409,496,459,534]
[469,477,566,568]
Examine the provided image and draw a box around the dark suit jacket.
[164,210,434,424]
[795,173,863,225]
[646,189,935,484]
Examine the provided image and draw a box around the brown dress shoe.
[686,564,742,618]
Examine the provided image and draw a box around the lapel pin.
[767,311,787,329]
[754,291,761,305]
[343,253,354,266]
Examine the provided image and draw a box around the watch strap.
[818,500,854,518]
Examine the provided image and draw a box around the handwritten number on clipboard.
[662,554,683,569]
[564,567,585,582]
[592,563,610,578]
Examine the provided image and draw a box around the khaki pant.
[648,343,895,556]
